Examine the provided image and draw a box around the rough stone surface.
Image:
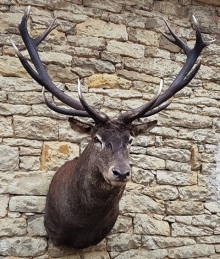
[1,0,220,258]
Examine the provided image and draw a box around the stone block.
[146,147,191,163]
[0,171,54,195]
[0,145,19,172]
[157,170,197,186]
[106,40,145,58]
[84,74,132,89]
[129,28,158,46]
[0,56,28,78]
[113,248,168,259]
[142,185,178,201]
[179,186,215,201]
[8,91,43,105]
[20,156,41,171]
[0,117,13,138]
[172,223,213,237]
[120,191,165,215]
[0,103,30,115]
[153,236,196,248]
[130,154,165,170]
[76,18,128,40]
[107,233,141,251]
[27,215,47,236]
[13,116,58,141]
[168,244,215,258]
[83,251,110,259]
[67,34,106,50]
[9,196,46,213]
[41,141,79,170]
[134,214,170,236]
[0,237,47,256]
[167,201,205,215]
[83,0,122,13]
[131,167,154,185]
[110,215,132,234]
[0,195,9,218]
[72,57,115,75]
[0,218,26,236]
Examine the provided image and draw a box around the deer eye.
[128,138,133,145]
[94,136,101,144]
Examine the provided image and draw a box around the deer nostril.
[112,169,120,178]
[125,171,130,179]
[112,169,130,180]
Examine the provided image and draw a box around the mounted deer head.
[12,6,213,248]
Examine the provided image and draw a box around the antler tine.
[15,6,84,111]
[120,80,163,124]
[77,79,109,124]
[42,87,89,117]
[120,16,214,123]
[161,18,191,56]
[14,6,110,124]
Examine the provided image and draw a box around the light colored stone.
[0,237,47,256]
[27,215,47,236]
[142,185,178,201]
[9,196,46,213]
[83,251,110,259]
[0,145,19,172]
[114,248,168,259]
[67,34,106,50]
[0,117,13,138]
[129,28,159,46]
[156,170,197,186]
[110,215,132,234]
[0,103,30,115]
[153,236,196,248]
[172,222,213,237]
[106,40,145,58]
[134,214,170,236]
[131,167,154,185]
[13,115,58,141]
[124,57,179,78]
[0,171,54,195]
[107,233,141,251]
[41,141,79,170]
[0,195,9,218]
[20,156,41,171]
[168,244,215,258]
[84,0,122,13]
[76,18,128,40]
[204,202,220,213]
[197,235,220,244]
[179,186,215,201]
[120,191,165,215]
[167,201,205,215]
[146,147,191,163]
[0,218,26,236]
[130,154,165,170]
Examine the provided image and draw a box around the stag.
[12,6,213,248]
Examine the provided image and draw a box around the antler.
[120,15,215,124]
[12,6,108,124]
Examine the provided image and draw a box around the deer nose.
[112,168,131,181]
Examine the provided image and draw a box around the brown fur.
[44,119,156,248]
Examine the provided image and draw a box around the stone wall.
[1,0,220,258]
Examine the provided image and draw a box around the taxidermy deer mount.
[12,6,214,248]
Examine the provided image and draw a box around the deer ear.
[68,117,94,134]
[130,120,157,137]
